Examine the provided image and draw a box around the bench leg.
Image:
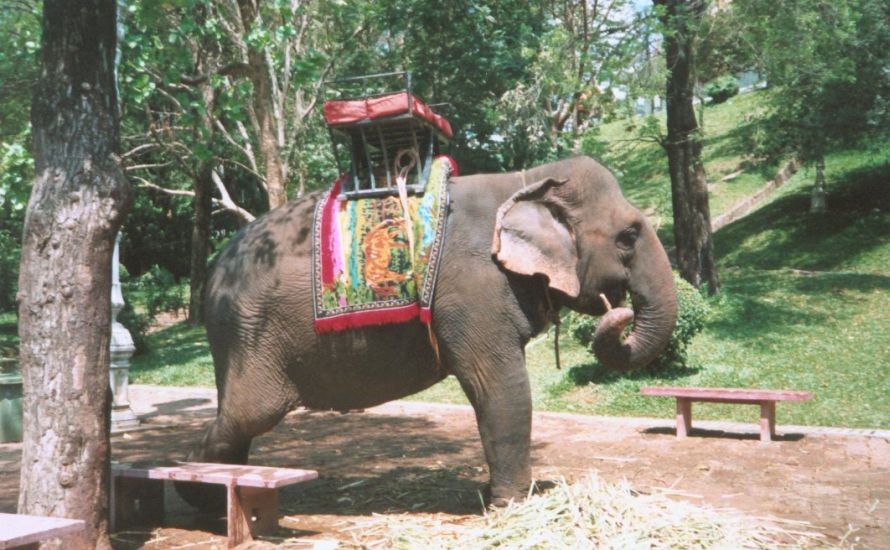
[676,398,692,438]
[760,401,776,442]
[111,476,165,532]
[226,484,279,548]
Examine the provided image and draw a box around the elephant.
[185,155,678,508]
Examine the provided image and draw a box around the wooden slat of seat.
[641,386,813,442]
[112,462,319,548]
[641,386,812,402]
[114,462,318,489]
[0,513,85,549]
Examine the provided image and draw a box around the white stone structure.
[110,233,140,432]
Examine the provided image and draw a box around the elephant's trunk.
[592,229,678,371]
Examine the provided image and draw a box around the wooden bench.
[0,513,85,549]
[640,386,812,442]
[112,462,318,548]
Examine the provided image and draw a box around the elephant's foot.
[484,482,530,509]
[174,421,251,513]
[174,480,227,514]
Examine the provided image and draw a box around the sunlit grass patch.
[129,322,215,387]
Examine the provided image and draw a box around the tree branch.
[124,161,174,172]
[180,62,254,85]
[211,169,256,223]
[135,175,256,224]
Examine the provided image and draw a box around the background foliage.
[1,1,888,427]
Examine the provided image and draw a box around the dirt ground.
[1,385,888,549]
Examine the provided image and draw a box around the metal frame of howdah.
[323,71,453,198]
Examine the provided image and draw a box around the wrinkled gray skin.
[186,156,677,508]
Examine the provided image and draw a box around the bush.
[565,273,709,377]
[124,265,187,320]
[117,299,150,356]
[0,138,31,312]
[0,230,20,312]
[705,75,740,105]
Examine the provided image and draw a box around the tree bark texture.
[188,29,217,325]
[237,0,288,210]
[17,1,131,548]
[656,0,719,294]
[189,163,213,325]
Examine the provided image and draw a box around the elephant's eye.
[617,226,639,250]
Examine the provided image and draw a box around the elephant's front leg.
[452,350,533,506]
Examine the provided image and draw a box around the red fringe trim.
[419,307,432,324]
[434,154,459,177]
[315,304,424,334]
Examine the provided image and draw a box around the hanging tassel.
[553,316,561,370]
[543,280,561,370]
[427,322,443,373]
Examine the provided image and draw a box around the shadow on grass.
[716,161,890,272]
[565,361,701,387]
[703,268,890,346]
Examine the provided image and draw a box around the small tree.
[17,1,130,547]
[734,0,890,212]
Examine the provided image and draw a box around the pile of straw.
[374,473,836,549]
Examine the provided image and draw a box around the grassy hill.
[417,92,890,429]
[597,90,789,246]
[124,90,890,428]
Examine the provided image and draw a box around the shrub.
[117,299,150,356]
[705,75,740,104]
[124,265,187,320]
[0,230,20,312]
[565,273,709,378]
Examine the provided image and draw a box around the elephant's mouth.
[591,287,627,315]
[592,262,678,373]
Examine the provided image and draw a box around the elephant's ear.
[491,177,580,297]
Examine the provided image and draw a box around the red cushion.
[323,92,453,139]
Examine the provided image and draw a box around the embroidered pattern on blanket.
[312,156,452,333]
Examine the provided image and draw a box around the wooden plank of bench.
[115,462,318,488]
[112,463,318,548]
[761,400,776,443]
[0,513,85,550]
[641,386,812,442]
[676,397,692,438]
[640,386,812,402]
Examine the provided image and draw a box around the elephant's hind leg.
[177,356,298,511]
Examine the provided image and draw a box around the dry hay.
[351,473,841,549]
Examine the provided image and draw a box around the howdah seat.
[323,71,453,198]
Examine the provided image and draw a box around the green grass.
[128,322,215,387]
[597,91,786,246]
[14,91,890,429]
[413,137,890,429]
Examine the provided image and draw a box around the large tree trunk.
[237,0,288,210]
[657,0,719,294]
[17,1,131,548]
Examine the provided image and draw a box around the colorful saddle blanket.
[312,156,454,333]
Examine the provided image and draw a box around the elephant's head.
[492,156,678,372]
